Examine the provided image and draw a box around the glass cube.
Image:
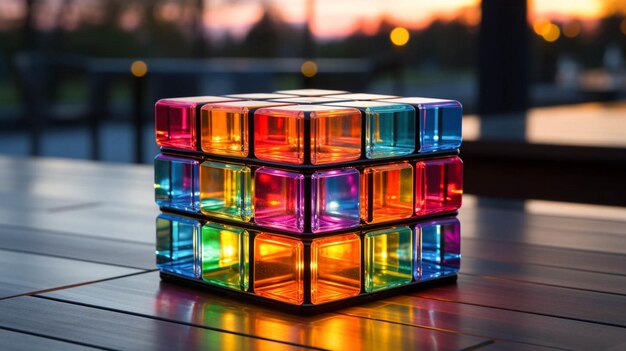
[201,222,249,291]
[365,226,413,292]
[417,217,461,279]
[311,107,361,164]
[383,97,462,152]
[154,154,199,212]
[200,101,286,157]
[155,97,236,150]
[311,234,361,304]
[415,156,463,216]
[254,234,304,305]
[156,214,200,278]
[312,168,360,233]
[199,161,252,222]
[361,163,414,223]
[254,168,304,232]
[254,108,304,164]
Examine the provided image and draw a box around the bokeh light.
[390,27,410,47]
[130,60,148,77]
[301,60,318,78]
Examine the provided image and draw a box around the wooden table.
[0,156,625,350]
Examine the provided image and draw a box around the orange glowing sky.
[204,0,625,39]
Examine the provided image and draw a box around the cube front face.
[156,214,200,278]
[312,169,361,233]
[310,110,362,164]
[365,105,416,159]
[365,226,413,292]
[311,234,361,304]
[155,100,197,150]
[254,109,304,164]
[254,234,304,305]
[199,161,252,222]
[201,222,249,291]
[155,93,463,310]
[361,163,414,224]
[201,106,249,157]
[254,168,305,232]
[154,155,200,212]
[415,156,463,216]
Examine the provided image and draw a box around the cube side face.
[415,156,463,216]
[154,154,200,212]
[365,105,416,159]
[254,109,304,164]
[361,163,414,224]
[201,222,249,291]
[254,234,304,305]
[311,169,361,233]
[365,226,413,292]
[254,168,305,232]
[201,106,249,157]
[311,234,361,304]
[199,161,252,222]
[419,103,462,152]
[156,214,200,278]
[311,110,362,165]
[155,101,196,150]
[417,217,461,279]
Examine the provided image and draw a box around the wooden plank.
[0,297,314,351]
[40,271,492,351]
[0,226,154,270]
[459,211,626,254]
[462,238,626,276]
[0,329,100,351]
[0,191,92,212]
[412,275,626,327]
[342,295,626,350]
[0,249,141,299]
[460,257,626,295]
[0,202,155,244]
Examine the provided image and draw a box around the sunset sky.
[0,0,624,39]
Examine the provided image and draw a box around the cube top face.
[254,105,362,165]
[326,93,399,100]
[225,93,297,100]
[383,97,462,153]
[270,96,348,104]
[274,89,349,96]
[200,101,290,157]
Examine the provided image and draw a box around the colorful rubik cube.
[154,89,463,312]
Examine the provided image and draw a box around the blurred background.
[0,0,625,205]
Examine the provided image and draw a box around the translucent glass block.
[154,154,199,212]
[199,161,252,222]
[327,101,416,159]
[361,163,414,223]
[326,93,398,100]
[200,101,286,157]
[156,214,200,278]
[201,222,249,291]
[274,89,349,96]
[254,168,304,232]
[312,168,360,233]
[311,234,361,304]
[254,234,304,305]
[310,107,361,164]
[365,226,413,292]
[417,217,461,279]
[415,156,463,216]
[155,97,236,150]
[383,97,462,152]
[254,108,304,164]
